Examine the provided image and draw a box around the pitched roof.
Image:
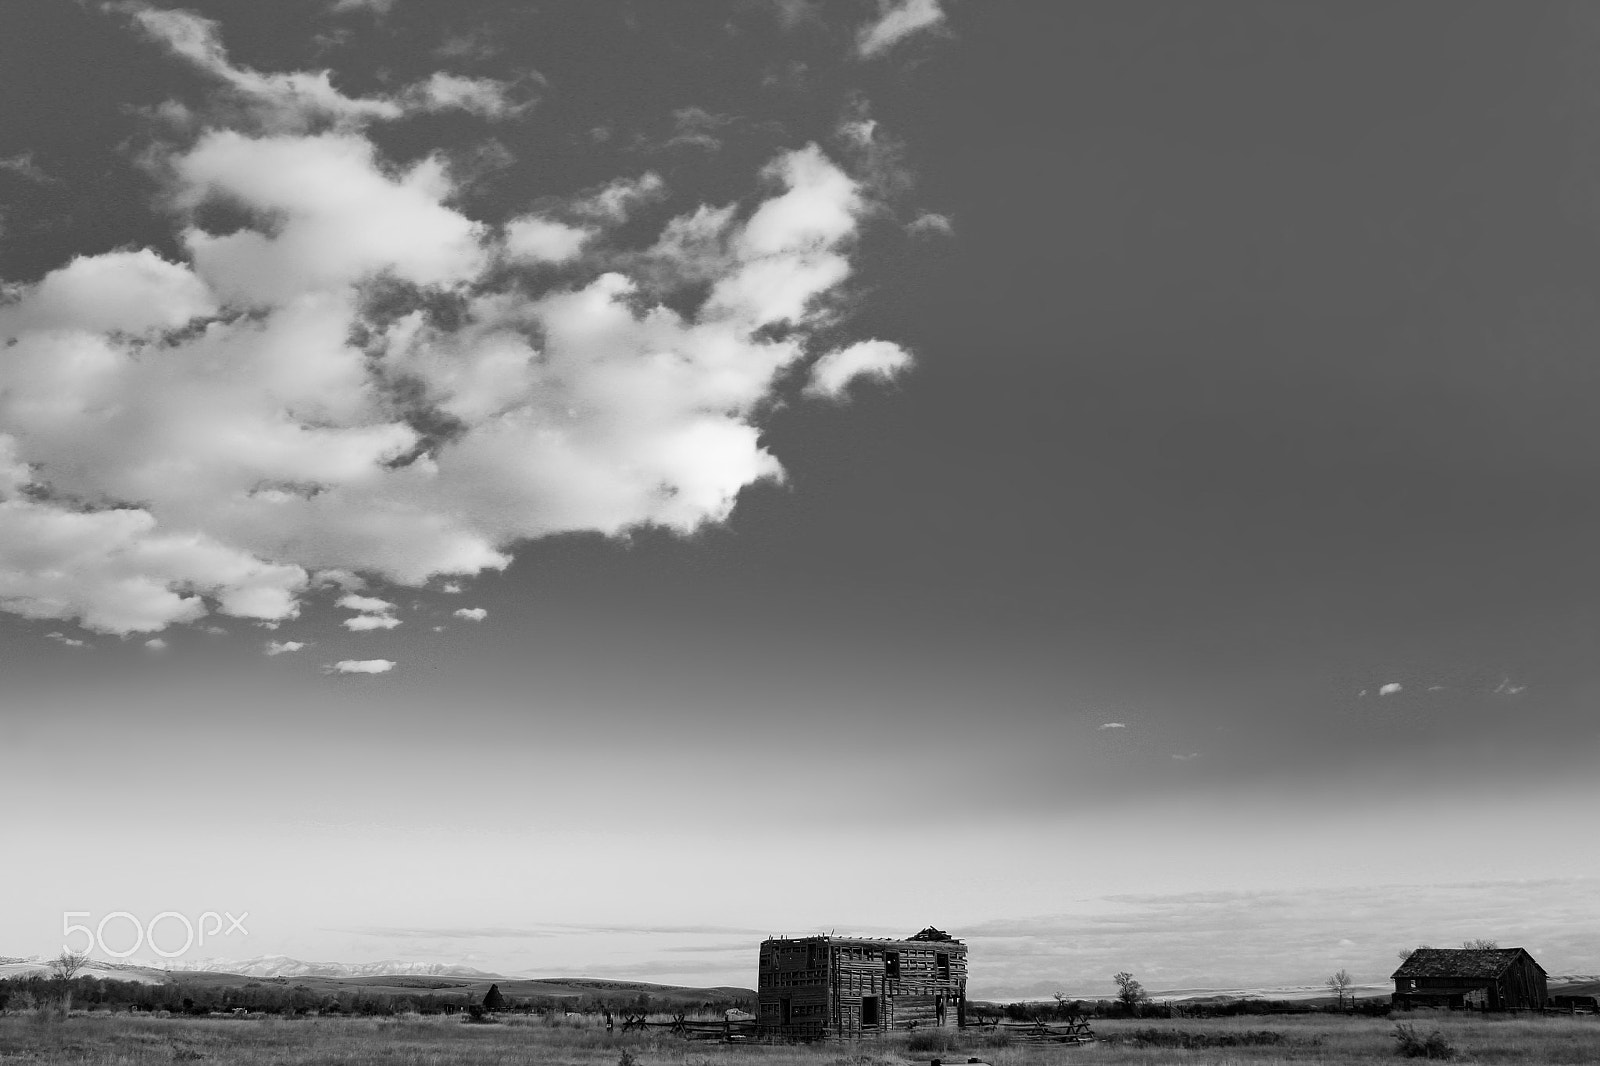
[1391,948,1543,980]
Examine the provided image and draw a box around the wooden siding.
[757,935,968,1038]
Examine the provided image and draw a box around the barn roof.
[1391,948,1544,980]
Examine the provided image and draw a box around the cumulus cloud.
[344,614,402,630]
[266,640,308,655]
[327,658,395,674]
[1378,682,1403,696]
[1493,677,1526,695]
[46,632,88,648]
[453,607,487,621]
[1171,752,1201,761]
[0,13,912,637]
[439,582,464,594]
[908,211,953,238]
[0,152,53,184]
[1098,722,1126,730]
[857,0,946,58]
[503,216,594,263]
[144,638,168,651]
[338,594,395,614]
[806,339,912,398]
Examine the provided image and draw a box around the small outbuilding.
[757,927,967,1038]
[1391,948,1548,1011]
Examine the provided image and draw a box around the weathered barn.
[1391,948,1548,1011]
[757,927,967,1038]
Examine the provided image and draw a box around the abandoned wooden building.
[1391,947,1549,1011]
[757,927,967,1038]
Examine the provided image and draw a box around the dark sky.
[2,0,1598,995]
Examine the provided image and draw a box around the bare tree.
[1462,939,1499,950]
[1396,944,1431,961]
[1327,969,1353,1010]
[50,951,89,981]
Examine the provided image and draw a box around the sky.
[2,0,1600,1001]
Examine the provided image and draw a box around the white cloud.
[908,211,953,238]
[0,19,906,638]
[0,152,53,185]
[503,216,594,264]
[337,594,396,614]
[453,607,487,621]
[405,73,526,119]
[1098,722,1126,730]
[116,3,519,131]
[45,632,88,648]
[857,0,946,58]
[439,582,464,594]
[1171,752,1201,761]
[1493,677,1526,696]
[806,339,912,398]
[344,614,402,631]
[327,658,395,674]
[266,640,308,655]
[1379,682,1403,696]
[329,0,396,15]
[569,173,667,223]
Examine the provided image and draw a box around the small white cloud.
[329,0,395,13]
[338,594,395,614]
[1378,682,1402,696]
[327,658,395,674]
[144,638,168,652]
[503,216,594,264]
[344,614,402,631]
[857,0,946,58]
[1427,684,1445,692]
[46,631,88,648]
[440,582,464,594]
[453,607,487,621]
[907,211,953,238]
[569,172,666,223]
[203,625,229,636]
[1098,722,1126,730]
[0,152,52,185]
[806,339,912,398]
[265,640,307,656]
[1171,752,1201,761]
[1493,677,1526,695]
[405,72,526,120]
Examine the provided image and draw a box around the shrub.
[1393,1023,1455,1059]
[906,1028,957,1053]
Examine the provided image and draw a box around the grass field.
[2,1012,1599,1066]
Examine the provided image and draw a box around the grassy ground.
[1,1011,1597,1065]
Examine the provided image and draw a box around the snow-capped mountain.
[140,955,501,979]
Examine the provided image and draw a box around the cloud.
[0,17,910,637]
[115,3,520,131]
[452,607,487,621]
[1379,682,1403,696]
[1493,677,1526,696]
[502,216,594,264]
[439,582,464,594]
[144,638,168,652]
[265,640,308,655]
[337,594,396,614]
[327,658,395,674]
[1171,752,1201,761]
[1098,722,1126,730]
[908,211,953,238]
[344,614,402,631]
[806,339,912,397]
[857,0,946,58]
[0,152,53,185]
[45,632,88,648]
[329,0,396,15]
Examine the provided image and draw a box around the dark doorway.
[861,996,880,1028]
[781,998,791,1026]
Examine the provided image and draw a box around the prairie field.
[2,1012,1599,1066]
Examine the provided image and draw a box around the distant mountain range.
[0,955,498,980]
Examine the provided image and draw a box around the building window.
[885,952,900,979]
[936,953,950,980]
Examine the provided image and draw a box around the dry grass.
[1,1011,1597,1065]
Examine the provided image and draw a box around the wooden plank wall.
[758,937,968,1038]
